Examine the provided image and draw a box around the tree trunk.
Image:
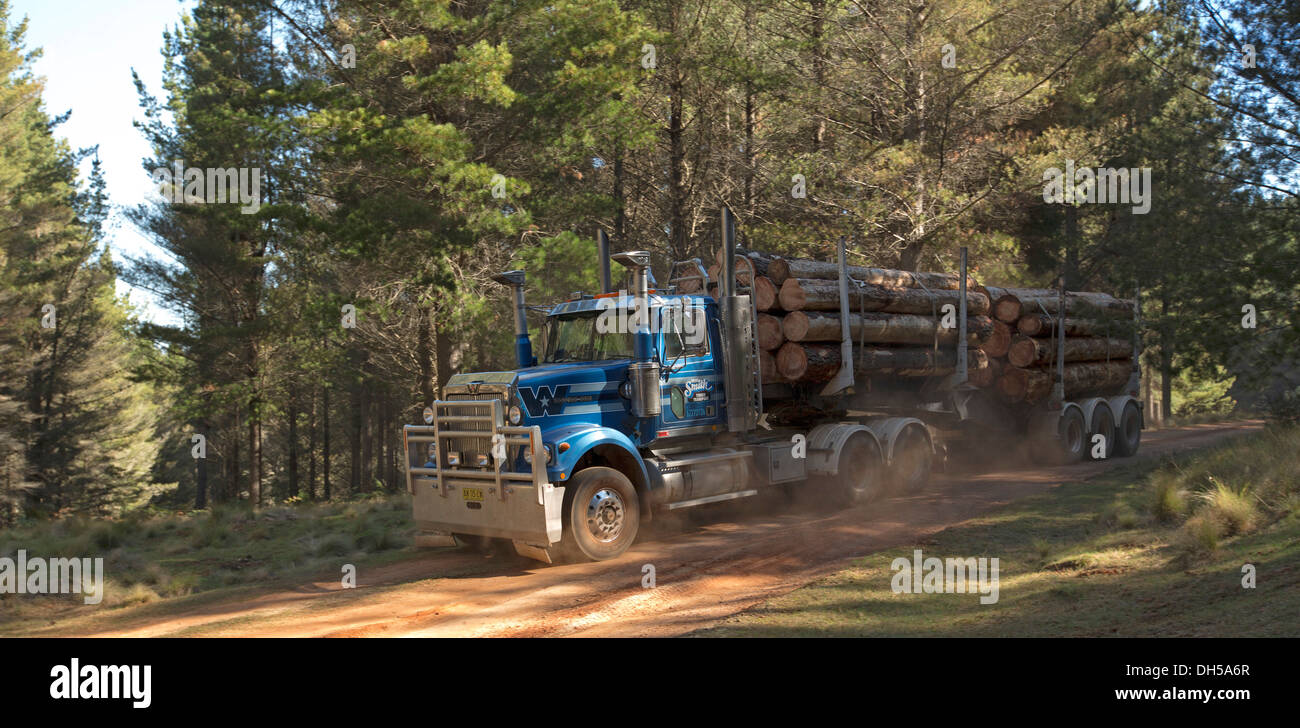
[980,319,1013,358]
[779,278,989,315]
[809,0,826,152]
[767,258,975,290]
[1016,313,1112,337]
[782,311,992,346]
[708,275,776,311]
[322,387,331,500]
[417,305,435,407]
[195,421,208,510]
[287,395,298,499]
[1160,293,1173,422]
[997,360,1132,403]
[350,380,362,495]
[1007,335,1134,368]
[668,72,688,260]
[776,343,967,383]
[757,313,785,350]
[1002,288,1134,318]
[979,286,1023,323]
[361,381,374,493]
[307,389,317,500]
[711,246,775,278]
[226,417,240,502]
[969,356,1001,388]
[248,398,261,507]
[434,309,455,396]
[614,143,626,242]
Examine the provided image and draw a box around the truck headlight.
[523,444,553,465]
[446,451,460,466]
[508,404,523,425]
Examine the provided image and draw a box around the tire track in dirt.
[44,421,1262,638]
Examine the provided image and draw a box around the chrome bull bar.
[404,399,564,547]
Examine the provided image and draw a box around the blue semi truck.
[403,209,1143,563]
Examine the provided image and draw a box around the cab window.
[663,306,709,360]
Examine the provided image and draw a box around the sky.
[12,0,195,323]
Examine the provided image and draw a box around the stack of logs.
[694,247,1135,404]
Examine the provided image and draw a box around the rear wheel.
[1087,404,1116,461]
[1050,407,1087,464]
[1113,401,1142,457]
[557,467,640,562]
[823,434,883,508]
[889,427,932,493]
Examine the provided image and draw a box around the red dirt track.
[42,421,1261,638]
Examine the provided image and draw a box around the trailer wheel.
[1051,407,1087,464]
[1087,404,1116,461]
[1113,401,1142,457]
[825,433,883,508]
[889,427,932,493]
[558,467,640,562]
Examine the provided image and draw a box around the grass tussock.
[0,494,417,629]
[1141,427,1297,560]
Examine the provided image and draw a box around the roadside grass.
[700,426,1300,637]
[0,494,419,632]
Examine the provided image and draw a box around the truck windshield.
[542,312,635,363]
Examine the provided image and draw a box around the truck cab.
[405,279,754,563]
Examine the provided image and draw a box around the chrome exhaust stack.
[611,251,661,418]
[719,207,757,432]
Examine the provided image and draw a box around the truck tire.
[889,427,932,493]
[1113,401,1142,457]
[823,433,883,508]
[1087,403,1116,461]
[1053,407,1088,464]
[558,467,640,562]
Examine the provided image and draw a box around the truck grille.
[403,398,548,499]
[438,395,500,468]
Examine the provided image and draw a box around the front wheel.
[558,467,640,562]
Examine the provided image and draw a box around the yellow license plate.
[461,487,484,501]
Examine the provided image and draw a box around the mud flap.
[510,485,566,564]
[543,484,565,543]
[512,541,555,564]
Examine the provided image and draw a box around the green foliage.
[1264,387,1300,427]
[3,0,1292,521]
[1137,427,1298,560]
[1171,368,1236,418]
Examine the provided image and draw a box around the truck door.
[658,302,724,435]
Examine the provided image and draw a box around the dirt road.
[45,421,1262,638]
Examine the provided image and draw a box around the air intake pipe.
[491,270,534,368]
[611,251,660,418]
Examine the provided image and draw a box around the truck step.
[665,489,759,510]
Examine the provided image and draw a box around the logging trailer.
[403,208,1143,563]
